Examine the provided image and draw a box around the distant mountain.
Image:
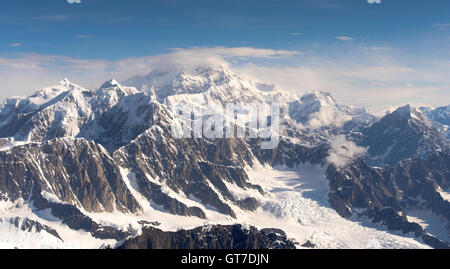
[423,105,450,140]
[360,105,445,165]
[0,79,139,142]
[288,91,373,130]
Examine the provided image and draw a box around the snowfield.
[242,163,430,249]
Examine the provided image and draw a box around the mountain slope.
[360,105,444,165]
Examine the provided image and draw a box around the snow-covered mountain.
[0,63,449,249]
[422,105,450,140]
[288,91,373,130]
[359,105,444,165]
[124,63,296,106]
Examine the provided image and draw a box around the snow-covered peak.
[299,90,336,104]
[391,104,427,123]
[425,105,450,126]
[96,78,139,99]
[289,91,358,129]
[124,64,235,98]
[58,78,70,85]
[123,63,290,105]
[0,79,87,117]
[100,78,121,89]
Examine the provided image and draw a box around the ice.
[406,209,449,242]
[437,188,450,203]
[242,163,430,249]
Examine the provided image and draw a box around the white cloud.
[9,43,22,47]
[367,0,381,4]
[0,47,299,101]
[67,0,81,3]
[326,136,367,168]
[74,35,92,39]
[434,23,450,27]
[112,47,301,77]
[1,46,450,109]
[234,51,450,108]
[335,36,354,41]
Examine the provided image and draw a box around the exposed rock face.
[114,127,263,218]
[0,217,62,241]
[301,240,316,248]
[33,194,134,241]
[79,93,169,152]
[117,224,296,249]
[0,79,266,219]
[326,150,450,249]
[250,138,329,168]
[359,105,444,165]
[0,138,141,214]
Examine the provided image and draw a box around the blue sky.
[1,0,450,108]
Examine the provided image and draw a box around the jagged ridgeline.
[0,64,449,249]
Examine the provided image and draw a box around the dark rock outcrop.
[0,138,141,214]
[1,217,63,242]
[117,225,296,249]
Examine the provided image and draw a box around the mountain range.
[0,63,449,249]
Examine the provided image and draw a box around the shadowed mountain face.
[0,138,141,214]
[359,105,445,166]
[0,64,449,249]
[117,224,296,249]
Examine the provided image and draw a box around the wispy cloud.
[335,36,354,41]
[434,23,450,27]
[67,0,81,3]
[32,15,70,21]
[327,135,367,168]
[361,46,391,51]
[74,35,93,39]
[2,46,450,108]
[234,48,450,108]
[9,43,23,47]
[290,33,301,36]
[0,47,300,100]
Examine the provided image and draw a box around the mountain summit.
[124,63,294,105]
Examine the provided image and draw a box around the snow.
[241,163,430,249]
[72,162,431,249]
[406,209,449,243]
[0,70,441,249]
[437,188,450,203]
[0,220,64,249]
[288,91,360,129]
[124,64,295,106]
[0,138,30,152]
[0,202,115,249]
[0,160,433,249]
